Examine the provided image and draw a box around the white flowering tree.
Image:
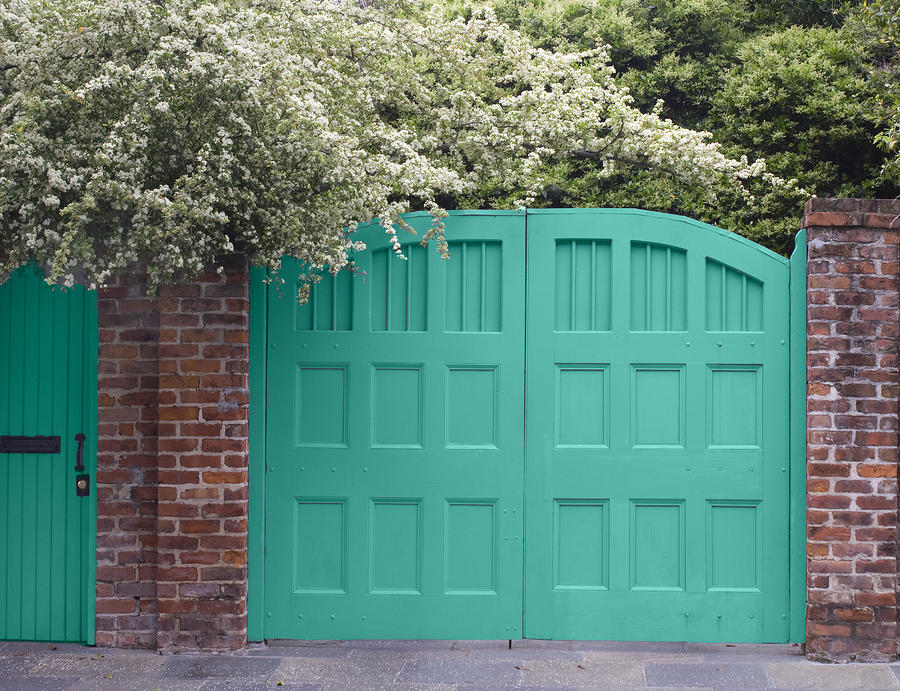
[0,0,791,294]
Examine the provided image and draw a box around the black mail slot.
[0,435,61,454]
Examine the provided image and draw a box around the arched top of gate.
[360,208,788,271]
[524,208,788,267]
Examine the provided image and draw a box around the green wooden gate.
[0,264,97,643]
[255,209,803,643]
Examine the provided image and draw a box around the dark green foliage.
[448,0,899,255]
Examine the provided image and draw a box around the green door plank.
[264,212,526,639]
[64,287,85,641]
[50,288,70,641]
[5,270,26,639]
[33,274,55,637]
[0,265,95,643]
[789,229,808,643]
[524,210,791,643]
[0,278,9,634]
[248,265,268,643]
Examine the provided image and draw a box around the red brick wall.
[155,254,249,652]
[804,198,900,662]
[95,256,249,651]
[96,274,159,648]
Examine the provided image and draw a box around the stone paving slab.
[515,659,645,687]
[276,650,410,687]
[160,655,280,679]
[770,660,900,688]
[0,677,78,691]
[395,655,524,686]
[0,640,898,690]
[644,661,771,688]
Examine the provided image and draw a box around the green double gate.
[254,209,807,643]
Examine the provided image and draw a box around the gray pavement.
[0,639,898,690]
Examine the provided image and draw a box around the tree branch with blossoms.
[0,0,799,295]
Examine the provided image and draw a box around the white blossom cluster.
[0,0,794,293]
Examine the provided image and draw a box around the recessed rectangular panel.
[446,367,497,448]
[554,500,608,590]
[554,240,612,331]
[293,499,346,593]
[631,500,684,590]
[370,500,421,593]
[445,241,502,332]
[630,243,687,331]
[294,272,353,331]
[555,365,608,448]
[709,366,761,448]
[294,365,348,447]
[445,502,496,593]
[708,501,761,591]
[371,245,427,332]
[372,365,423,448]
[631,365,684,448]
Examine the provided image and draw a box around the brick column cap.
[804,198,900,230]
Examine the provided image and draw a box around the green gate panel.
[524,209,791,642]
[258,208,794,643]
[0,264,96,643]
[264,212,526,639]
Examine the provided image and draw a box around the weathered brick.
[804,199,900,662]
[96,259,249,653]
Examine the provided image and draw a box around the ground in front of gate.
[1,640,898,690]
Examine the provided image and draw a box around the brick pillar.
[95,275,160,648]
[95,256,250,652]
[804,198,900,662]
[155,253,250,652]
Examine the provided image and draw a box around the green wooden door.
[1,264,97,643]
[264,212,526,639]
[524,209,790,642]
[259,208,792,642]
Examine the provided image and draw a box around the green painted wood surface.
[248,264,268,642]
[0,264,96,643]
[789,229,808,643]
[524,210,791,642]
[257,208,794,642]
[264,212,526,638]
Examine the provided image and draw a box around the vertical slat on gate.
[644,243,651,330]
[0,276,9,637]
[7,271,25,638]
[65,288,84,640]
[405,249,412,332]
[34,276,53,638]
[332,270,339,333]
[590,241,596,331]
[21,272,39,639]
[665,247,673,331]
[83,286,98,645]
[741,275,748,332]
[248,265,268,642]
[7,272,21,639]
[50,284,68,640]
[460,242,467,329]
[570,240,577,331]
[789,229,808,643]
[385,251,392,330]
